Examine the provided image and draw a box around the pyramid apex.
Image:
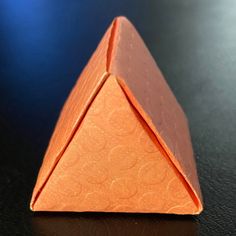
[115,16,131,23]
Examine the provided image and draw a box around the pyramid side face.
[32,75,199,214]
[109,17,202,206]
[31,22,114,207]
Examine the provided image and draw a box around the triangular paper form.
[31,16,203,214]
[32,75,198,214]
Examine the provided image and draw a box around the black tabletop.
[0,0,236,235]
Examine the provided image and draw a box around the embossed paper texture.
[30,16,203,215]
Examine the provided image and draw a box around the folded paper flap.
[109,17,202,206]
[116,76,202,211]
[31,23,113,208]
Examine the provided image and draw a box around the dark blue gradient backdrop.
[0,1,236,235]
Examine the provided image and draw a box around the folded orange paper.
[30,16,203,214]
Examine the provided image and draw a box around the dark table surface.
[0,0,236,235]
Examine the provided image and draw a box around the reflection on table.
[32,212,198,236]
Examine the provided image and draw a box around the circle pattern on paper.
[89,94,105,115]
[53,174,82,198]
[60,146,82,169]
[108,145,138,170]
[83,192,110,210]
[168,178,188,199]
[138,160,167,185]
[82,162,108,184]
[113,204,136,212]
[79,125,106,152]
[110,177,137,199]
[108,108,137,136]
[139,192,164,211]
[139,130,158,153]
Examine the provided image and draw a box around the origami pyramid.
[30,16,203,214]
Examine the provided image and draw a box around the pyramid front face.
[33,75,198,214]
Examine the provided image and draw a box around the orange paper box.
[30,16,203,214]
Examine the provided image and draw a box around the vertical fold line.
[106,18,118,71]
